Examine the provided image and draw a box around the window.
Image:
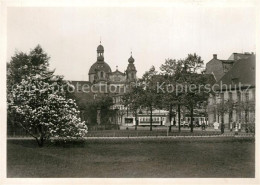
[245,91,249,102]
[229,92,233,102]
[237,91,241,103]
[220,93,224,103]
[252,89,255,101]
[100,71,104,78]
[213,107,216,122]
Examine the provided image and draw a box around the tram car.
[134,114,168,126]
[182,116,208,127]
[128,112,207,127]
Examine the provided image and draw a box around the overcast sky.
[7,7,255,81]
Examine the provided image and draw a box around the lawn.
[7,137,255,178]
[86,128,223,137]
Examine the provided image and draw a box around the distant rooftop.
[228,52,254,61]
[217,55,255,89]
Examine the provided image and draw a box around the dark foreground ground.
[7,137,254,178]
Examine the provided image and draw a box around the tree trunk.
[12,120,16,137]
[190,106,194,133]
[36,135,44,147]
[245,109,248,131]
[169,104,173,132]
[150,107,153,131]
[229,110,233,130]
[245,110,248,123]
[36,125,45,147]
[135,110,138,130]
[178,104,181,133]
[221,112,225,134]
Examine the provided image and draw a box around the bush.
[246,124,255,133]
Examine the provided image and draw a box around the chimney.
[213,54,217,59]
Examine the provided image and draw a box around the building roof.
[205,53,253,82]
[97,44,104,52]
[111,69,125,75]
[202,74,216,85]
[228,52,254,61]
[217,55,255,89]
[88,61,112,74]
[220,60,234,64]
[128,55,135,63]
[70,81,128,107]
[70,81,91,86]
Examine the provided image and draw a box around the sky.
[7,6,256,81]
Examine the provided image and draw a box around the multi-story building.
[207,55,255,130]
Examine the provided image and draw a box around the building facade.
[88,43,137,85]
[207,55,255,131]
[72,43,138,127]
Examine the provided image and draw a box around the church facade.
[88,43,137,85]
[71,43,138,127]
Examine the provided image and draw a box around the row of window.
[210,90,253,105]
[95,72,135,80]
[212,109,251,123]
[113,96,122,104]
[139,117,165,122]
[113,105,126,110]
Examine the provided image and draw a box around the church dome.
[97,44,104,52]
[128,55,135,63]
[88,61,112,75]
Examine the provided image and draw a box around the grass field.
[7,137,255,178]
[86,129,223,137]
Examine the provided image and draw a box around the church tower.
[126,52,137,82]
[88,43,112,83]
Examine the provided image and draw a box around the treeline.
[122,54,216,132]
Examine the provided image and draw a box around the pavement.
[7,131,254,140]
[120,125,250,132]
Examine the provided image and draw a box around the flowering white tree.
[8,45,87,147]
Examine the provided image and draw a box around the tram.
[136,115,168,126]
[128,112,207,127]
[180,116,208,127]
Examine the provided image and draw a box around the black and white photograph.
[0,0,259,184]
